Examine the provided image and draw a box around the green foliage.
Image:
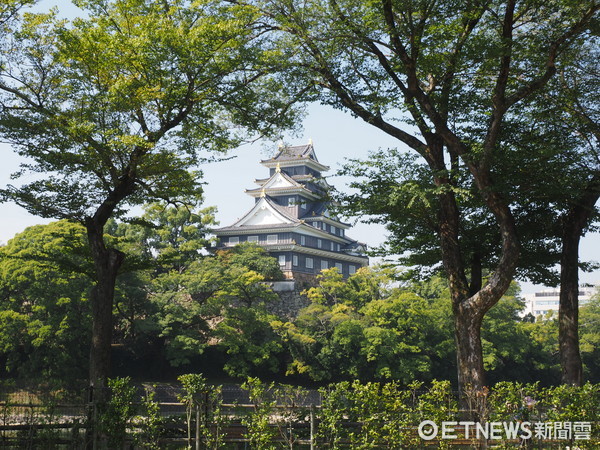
[274,267,453,382]
[150,242,283,370]
[480,284,560,384]
[0,0,34,29]
[273,269,573,385]
[484,382,600,449]
[0,207,287,380]
[318,380,415,448]
[272,384,310,448]
[0,0,301,223]
[177,373,226,449]
[580,296,600,382]
[135,387,163,449]
[225,243,285,282]
[215,306,283,378]
[241,377,278,450]
[240,379,311,449]
[129,201,217,274]
[0,0,302,387]
[0,221,91,384]
[100,377,138,448]
[543,383,600,425]
[2,378,600,447]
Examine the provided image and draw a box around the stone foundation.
[263,285,310,319]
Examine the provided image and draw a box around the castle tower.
[214,142,368,282]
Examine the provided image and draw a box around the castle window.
[229,237,239,246]
[247,236,258,243]
[306,257,314,269]
[317,239,322,248]
[293,255,298,266]
[287,197,295,206]
[300,235,306,246]
[349,265,356,275]
[330,242,334,251]
[267,234,277,244]
[335,263,343,272]
[321,260,328,270]
[278,255,286,266]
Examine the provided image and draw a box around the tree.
[0,0,299,389]
[106,200,217,359]
[0,221,92,385]
[252,0,599,401]
[147,242,284,370]
[273,267,453,383]
[547,47,600,386]
[127,200,217,274]
[492,41,600,385]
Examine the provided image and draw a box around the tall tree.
[0,0,299,390]
[250,0,599,400]
[498,42,600,384]
[546,46,600,385]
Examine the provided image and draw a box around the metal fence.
[0,383,598,449]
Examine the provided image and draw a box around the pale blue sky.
[1,0,598,295]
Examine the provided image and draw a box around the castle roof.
[261,143,329,172]
[245,169,319,199]
[219,196,299,229]
[272,144,317,161]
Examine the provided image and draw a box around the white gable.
[234,197,295,227]
[263,171,300,189]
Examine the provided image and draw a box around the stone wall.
[265,283,311,319]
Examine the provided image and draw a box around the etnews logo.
[418,420,592,441]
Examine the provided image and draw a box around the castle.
[214,142,368,283]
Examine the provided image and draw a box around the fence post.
[310,404,315,450]
[85,386,98,450]
[195,403,200,450]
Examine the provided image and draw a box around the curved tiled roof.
[263,144,317,163]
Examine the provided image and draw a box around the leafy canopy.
[0,0,300,221]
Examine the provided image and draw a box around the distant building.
[522,283,597,317]
[214,141,368,283]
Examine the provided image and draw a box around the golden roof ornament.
[276,162,281,173]
[260,188,266,198]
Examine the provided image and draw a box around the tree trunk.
[558,226,583,386]
[558,174,600,385]
[434,165,519,409]
[86,219,125,390]
[453,303,485,416]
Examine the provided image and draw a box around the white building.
[522,283,598,318]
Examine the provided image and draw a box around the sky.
[1,0,599,295]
